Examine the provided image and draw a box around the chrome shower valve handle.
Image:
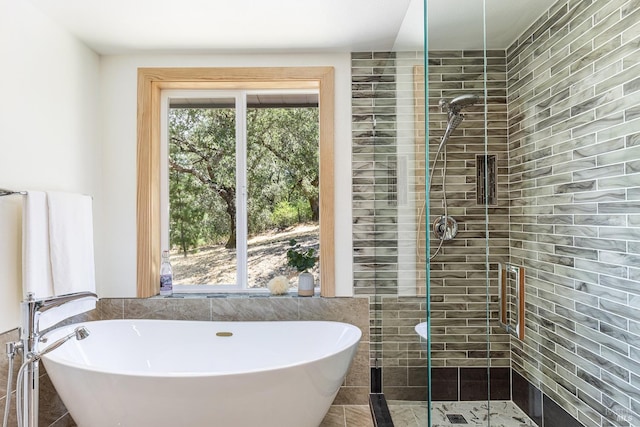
[433,215,458,241]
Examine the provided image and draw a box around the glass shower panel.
[354,0,430,420]
[360,1,512,425]
[425,0,494,420]
[417,0,503,424]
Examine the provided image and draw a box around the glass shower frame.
[366,1,505,424]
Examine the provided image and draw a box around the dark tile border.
[371,367,382,393]
[460,367,490,400]
[543,395,585,427]
[431,367,458,401]
[512,370,587,427]
[370,393,394,427]
[512,370,542,426]
[429,367,511,401]
[489,367,511,400]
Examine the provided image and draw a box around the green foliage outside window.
[168,106,319,254]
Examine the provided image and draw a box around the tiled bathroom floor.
[58,405,374,427]
[320,405,375,427]
[56,402,534,427]
[388,400,537,427]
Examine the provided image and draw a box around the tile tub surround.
[506,0,640,425]
[0,296,370,426]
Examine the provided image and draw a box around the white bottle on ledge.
[160,250,173,296]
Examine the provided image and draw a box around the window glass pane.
[168,102,237,286]
[246,107,320,289]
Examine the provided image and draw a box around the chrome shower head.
[448,94,479,112]
[435,94,480,152]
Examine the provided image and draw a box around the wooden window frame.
[137,67,335,298]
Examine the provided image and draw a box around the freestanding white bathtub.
[40,319,362,427]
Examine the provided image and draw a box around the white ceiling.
[27,0,557,54]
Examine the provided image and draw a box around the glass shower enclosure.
[366,0,640,426]
[362,0,515,425]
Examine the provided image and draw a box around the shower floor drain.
[446,414,468,424]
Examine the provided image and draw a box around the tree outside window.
[167,103,320,289]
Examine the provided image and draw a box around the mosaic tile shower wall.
[506,0,640,425]
[351,51,399,297]
[419,50,511,370]
[352,50,511,400]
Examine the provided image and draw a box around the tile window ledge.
[152,291,321,299]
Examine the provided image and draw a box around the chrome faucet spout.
[35,291,99,314]
[23,291,98,339]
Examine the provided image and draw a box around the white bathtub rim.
[40,319,362,378]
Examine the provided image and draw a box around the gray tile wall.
[424,50,511,370]
[351,51,399,296]
[352,50,511,400]
[507,0,640,425]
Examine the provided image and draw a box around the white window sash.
[161,89,246,291]
[160,88,318,292]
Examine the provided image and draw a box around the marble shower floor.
[389,400,537,427]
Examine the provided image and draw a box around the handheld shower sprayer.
[8,325,90,427]
[448,94,479,113]
[426,94,481,260]
[35,326,91,360]
[436,94,479,152]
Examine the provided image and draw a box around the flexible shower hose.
[2,348,15,427]
[3,344,33,427]
[429,140,449,261]
[15,360,31,427]
[417,130,449,261]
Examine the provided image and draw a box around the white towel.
[22,191,97,330]
[47,191,96,296]
[22,191,55,298]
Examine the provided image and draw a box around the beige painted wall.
[98,53,354,298]
[0,0,100,332]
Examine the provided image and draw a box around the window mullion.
[236,92,248,289]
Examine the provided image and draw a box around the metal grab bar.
[499,263,525,340]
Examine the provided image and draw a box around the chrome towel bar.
[0,188,27,197]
